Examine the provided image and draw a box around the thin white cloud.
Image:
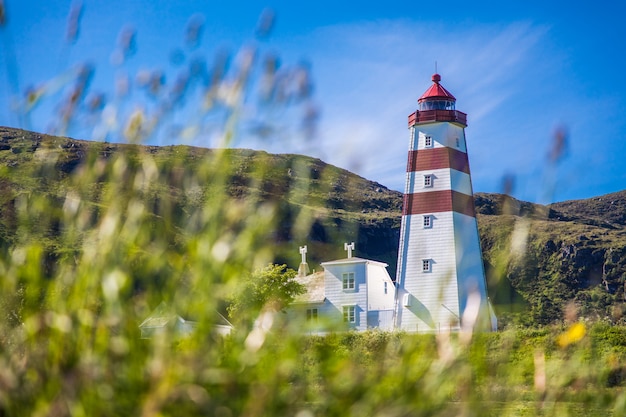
[282,19,559,196]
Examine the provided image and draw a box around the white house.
[288,243,396,332]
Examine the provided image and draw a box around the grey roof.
[294,271,326,303]
[139,301,233,329]
[321,257,388,267]
[139,302,175,328]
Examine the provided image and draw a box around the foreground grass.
[153,325,626,415]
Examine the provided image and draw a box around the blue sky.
[1,0,625,203]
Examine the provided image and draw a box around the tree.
[227,263,305,324]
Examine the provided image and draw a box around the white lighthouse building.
[394,74,496,333]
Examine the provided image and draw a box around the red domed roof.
[418,73,456,102]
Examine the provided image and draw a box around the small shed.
[139,302,233,339]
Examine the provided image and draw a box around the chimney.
[298,245,310,277]
[344,242,355,259]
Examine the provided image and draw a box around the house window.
[455,137,460,147]
[343,306,356,323]
[424,175,433,188]
[422,259,431,272]
[424,135,432,148]
[384,281,388,294]
[423,215,432,228]
[306,308,318,322]
[342,272,355,290]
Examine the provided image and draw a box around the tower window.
[343,306,356,323]
[342,272,355,290]
[424,175,433,188]
[424,135,432,148]
[384,281,388,294]
[422,259,431,272]
[423,215,432,228]
[455,137,460,147]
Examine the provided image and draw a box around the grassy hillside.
[2,126,626,327]
[0,126,402,275]
[475,193,626,326]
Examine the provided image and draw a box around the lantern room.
[417,73,456,110]
[408,73,466,127]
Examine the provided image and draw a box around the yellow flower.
[557,322,586,347]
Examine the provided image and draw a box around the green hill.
[2,126,625,326]
[476,193,626,325]
[0,126,402,275]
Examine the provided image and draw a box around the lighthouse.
[394,74,496,332]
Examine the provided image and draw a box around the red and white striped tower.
[394,74,496,332]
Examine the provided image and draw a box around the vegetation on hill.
[2,126,626,328]
[475,192,626,327]
[0,126,402,274]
